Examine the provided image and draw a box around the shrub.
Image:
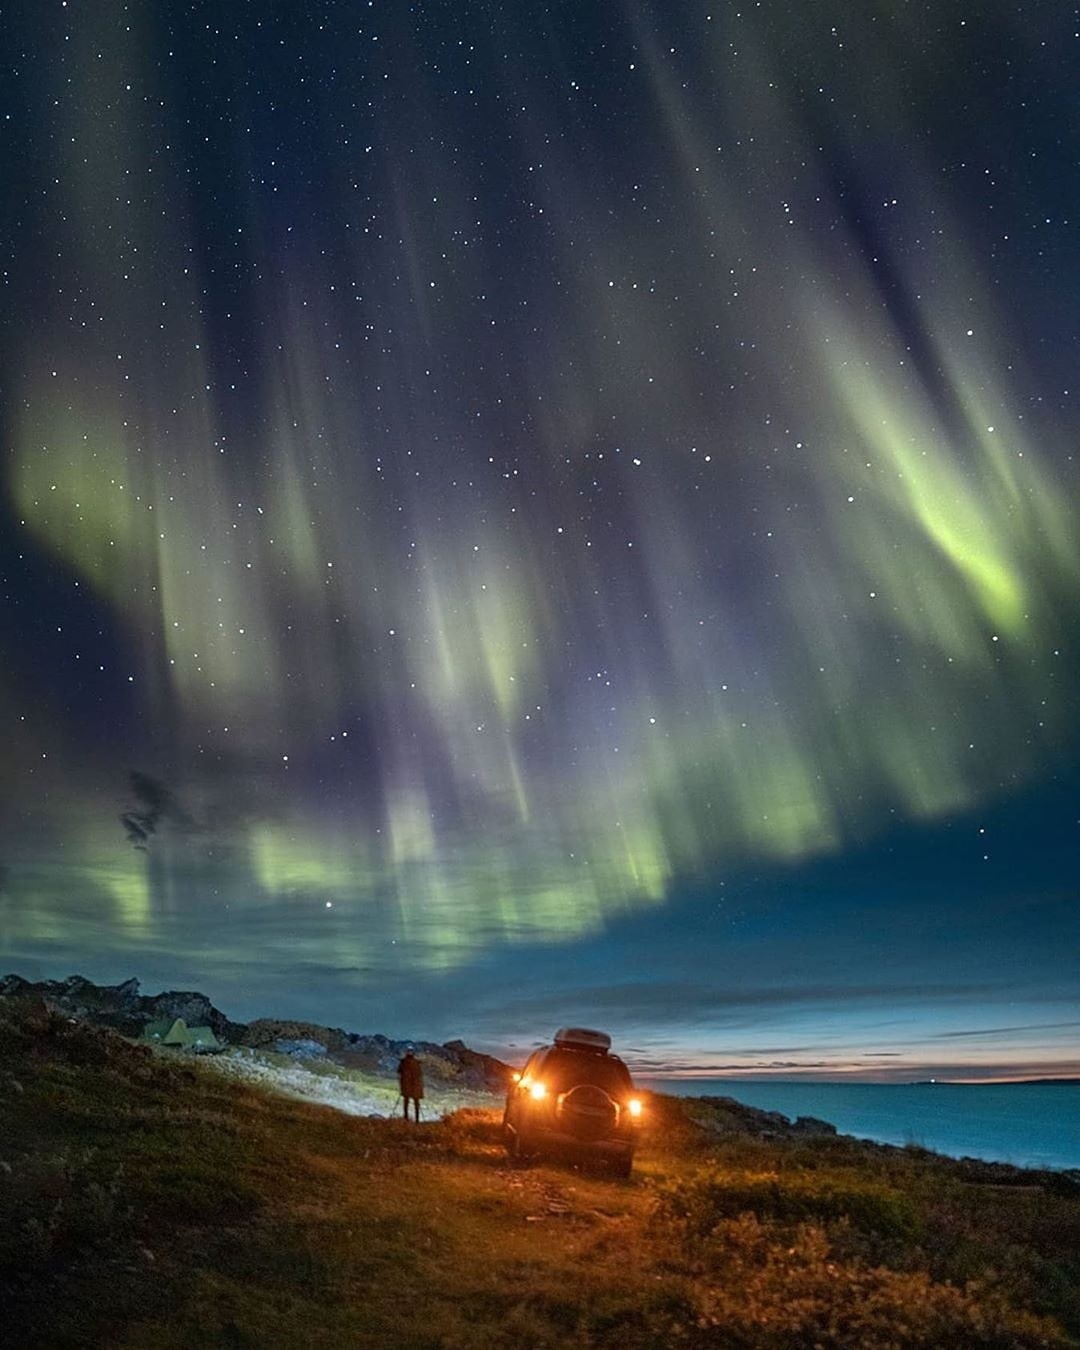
[0,1148,127,1284]
[658,1167,922,1251]
[679,1215,1067,1348]
[134,1164,263,1225]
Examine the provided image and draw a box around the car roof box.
[554,1026,611,1053]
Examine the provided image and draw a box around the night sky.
[2,1,1078,1080]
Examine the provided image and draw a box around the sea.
[638,1079,1080,1171]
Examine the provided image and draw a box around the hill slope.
[2,997,1078,1348]
[0,972,511,1091]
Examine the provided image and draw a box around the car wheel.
[613,1154,633,1178]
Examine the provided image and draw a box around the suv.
[503,1027,643,1177]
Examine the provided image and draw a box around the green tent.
[161,1017,222,1052]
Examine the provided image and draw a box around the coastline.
[639,1076,1080,1172]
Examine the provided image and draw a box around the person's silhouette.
[397,1048,424,1121]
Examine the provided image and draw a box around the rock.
[442,1038,514,1091]
[273,1038,328,1058]
[0,997,170,1079]
[61,974,97,997]
[1,971,513,1088]
[339,1032,406,1074]
[0,973,243,1043]
[241,1019,348,1053]
[791,1115,838,1136]
[338,1034,511,1088]
[690,1095,841,1141]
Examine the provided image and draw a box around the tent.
[160,1017,222,1052]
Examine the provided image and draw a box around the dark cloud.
[276,963,374,979]
[469,980,1013,1029]
[120,771,196,850]
[926,1021,1080,1041]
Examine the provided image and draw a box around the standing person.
[397,1047,424,1122]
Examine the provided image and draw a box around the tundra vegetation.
[2,998,1078,1348]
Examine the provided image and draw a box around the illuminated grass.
[1,1001,1076,1348]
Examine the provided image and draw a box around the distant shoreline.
[641,1075,1080,1087]
[911,1078,1080,1087]
[638,1077,1080,1172]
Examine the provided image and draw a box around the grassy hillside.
[2,998,1078,1348]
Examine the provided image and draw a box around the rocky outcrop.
[0,973,512,1090]
[0,974,242,1044]
[792,1115,839,1137]
[335,1032,511,1089]
[685,1094,844,1143]
[272,1039,329,1059]
[241,1019,350,1054]
[441,1038,514,1091]
[0,995,194,1086]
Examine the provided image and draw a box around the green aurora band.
[2,2,1077,983]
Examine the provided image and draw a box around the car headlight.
[529,1081,548,1100]
[627,1098,643,1118]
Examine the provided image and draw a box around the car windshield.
[541,1048,633,1097]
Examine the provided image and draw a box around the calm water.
[639,1079,1080,1171]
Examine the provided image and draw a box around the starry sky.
[2,0,1078,1080]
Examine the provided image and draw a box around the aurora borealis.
[2,0,1077,1078]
